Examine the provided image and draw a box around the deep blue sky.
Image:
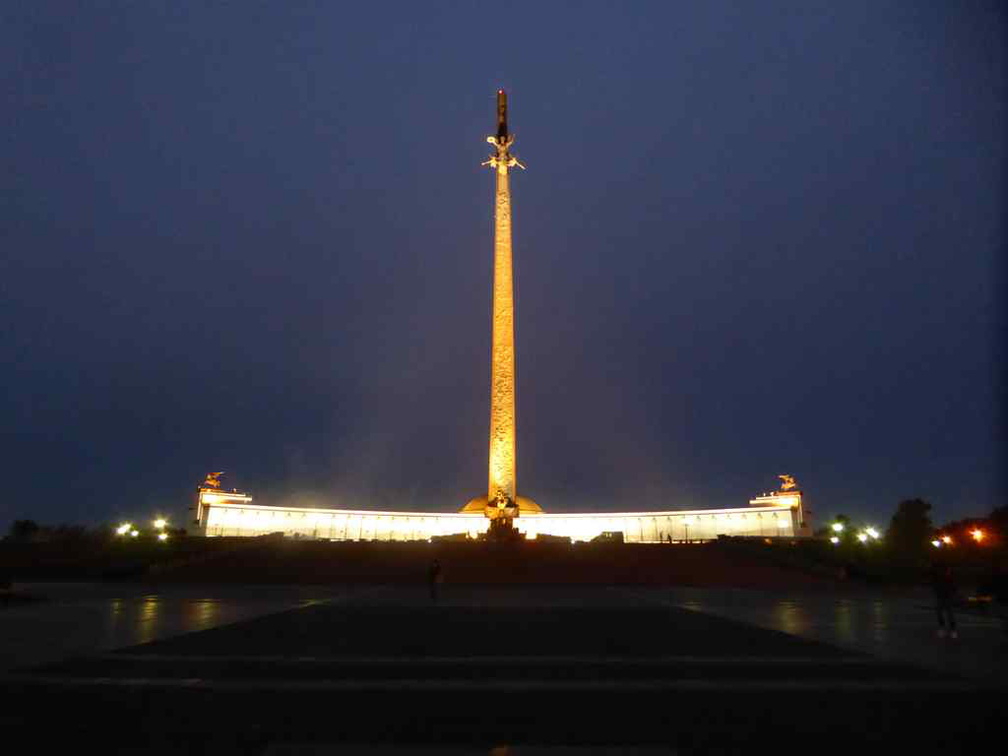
[2,2,1004,529]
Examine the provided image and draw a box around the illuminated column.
[483,90,525,509]
[488,153,516,505]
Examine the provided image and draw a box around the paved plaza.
[2,583,1004,752]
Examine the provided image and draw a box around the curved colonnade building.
[196,489,808,543]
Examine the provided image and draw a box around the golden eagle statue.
[778,474,797,491]
[203,471,224,489]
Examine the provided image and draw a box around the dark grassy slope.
[1,537,839,587]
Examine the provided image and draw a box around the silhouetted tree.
[990,505,1008,535]
[7,520,40,542]
[886,499,933,554]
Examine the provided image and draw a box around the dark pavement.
[3,585,1002,753]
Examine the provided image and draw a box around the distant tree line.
[4,520,189,543]
[5,520,96,543]
[817,499,1005,554]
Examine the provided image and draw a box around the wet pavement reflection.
[0,582,343,671]
[5,583,1006,683]
[650,586,1007,680]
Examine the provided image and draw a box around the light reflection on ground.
[773,600,809,636]
[193,598,218,631]
[834,598,855,645]
[4,583,1005,683]
[872,599,887,643]
[1,582,341,672]
[659,586,1006,680]
[138,595,159,644]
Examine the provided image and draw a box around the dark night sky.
[2,2,1004,529]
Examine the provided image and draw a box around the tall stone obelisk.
[485,89,522,514]
[462,90,539,522]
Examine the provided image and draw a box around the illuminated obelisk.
[462,90,539,523]
[485,88,522,516]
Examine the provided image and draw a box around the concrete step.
[36,652,938,683]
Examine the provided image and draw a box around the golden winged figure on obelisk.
[203,471,224,489]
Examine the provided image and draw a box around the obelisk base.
[481,516,525,542]
[459,496,542,515]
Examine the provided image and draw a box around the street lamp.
[941,535,953,546]
[856,532,868,543]
[153,518,167,530]
[683,515,695,544]
[116,523,132,536]
[157,532,169,542]
[829,536,840,545]
[831,522,845,534]
[971,528,985,543]
[130,529,139,538]
[931,539,942,548]
[865,527,879,540]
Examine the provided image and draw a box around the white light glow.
[199,503,798,542]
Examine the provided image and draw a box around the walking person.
[931,558,958,639]
[428,558,442,604]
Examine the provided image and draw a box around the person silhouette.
[930,558,958,639]
[428,559,442,603]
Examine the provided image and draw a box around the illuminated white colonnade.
[201,501,797,542]
[514,507,796,542]
[202,503,489,541]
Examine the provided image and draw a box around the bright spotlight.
[971,528,984,543]
[831,522,844,533]
[931,539,941,548]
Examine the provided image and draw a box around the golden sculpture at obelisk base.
[461,90,540,524]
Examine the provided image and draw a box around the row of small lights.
[931,529,985,548]
[115,518,171,542]
[827,521,880,545]
[827,521,987,548]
